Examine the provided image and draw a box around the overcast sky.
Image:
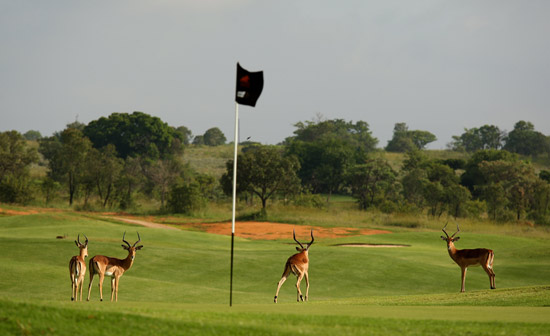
[1,1,549,148]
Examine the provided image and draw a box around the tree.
[424,163,467,218]
[529,179,550,224]
[409,130,437,150]
[287,136,355,199]
[347,158,397,210]
[0,131,39,203]
[288,119,378,153]
[449,125,504,152]
[40,177,61,204]
[39,128,92,205]
[0,131,38,182]
[174,126,193,145]
[83,144,123,207]
[540,170,550,182]
[285,118,377,199]
[146,158,184,209]
[400,150,471,217]
[479,182,508,221]
[386,123,436,152]
[221,146,301,210]
[83,111,182,159]
[202,127,226,146]
[114,157,145,209]
[23,130,42,141]
[479,160,538,220]
[192,135,204,145]
[504,121,549,156]
[446,184,472,218]
[400,150,430,209]
[460,149,518,197]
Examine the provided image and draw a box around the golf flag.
[230,62,264,307]
[235,63,264,107]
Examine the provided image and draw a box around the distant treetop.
[83,111,182,159]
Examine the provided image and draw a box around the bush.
[527,212,550,226]
[0,182,17,203]
[0,180,34,204]
[378,200,399,214]
[168,183,206,214]
[292,192,326,209]
[464,199,486,219]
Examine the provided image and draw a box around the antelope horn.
[451,223,460,238]
[307,230,314,247]
[132,231,141,247]
[122,231,131,248]
[442,222,450,238]
[293,229,304,249]
[77,234,81,245]
[83,234,89,245]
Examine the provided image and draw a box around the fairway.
[1,210,549,335]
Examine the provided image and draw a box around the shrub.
[168,183,206,214]
[292,192,326,209]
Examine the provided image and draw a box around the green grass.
[0,210,549,335]
[182,144,235,178]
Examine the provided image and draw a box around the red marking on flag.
[239,75,250,88]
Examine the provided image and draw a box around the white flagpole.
[230,101,239,306]
[232,102,239,236]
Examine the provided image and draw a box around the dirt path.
[108,216,179,230]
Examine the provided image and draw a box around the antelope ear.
[295,247,301,251]
[121,244,129,250]
[440,236,447,240]
[454,237,460,241]
[135,245,144,250]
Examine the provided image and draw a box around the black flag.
[235,63,264,107]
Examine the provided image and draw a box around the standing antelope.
[441,223,495,292]
[86,232,143,302]
[274,230,314,303]
[69,234,88,301]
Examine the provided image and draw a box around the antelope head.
[441,223,461,244]
[293,229,314,252]
[121,231,144,260]
[75,234,89,258]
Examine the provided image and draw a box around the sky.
[1,0,549,149]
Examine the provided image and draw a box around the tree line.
[1,112,549,225]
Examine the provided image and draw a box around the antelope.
[86,232,143,302]
[69,234,88,301]
[441,223,495,292]
[274,229,314,303]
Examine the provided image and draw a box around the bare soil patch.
[334,243,410,248]
[174,221,390,240]
[101,216,392,240]
[0,207,62,216]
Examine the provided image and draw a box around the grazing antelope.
[69,234,88,301]
[274,230,314,303]
[86,232,143,302]
[441,223,495,292]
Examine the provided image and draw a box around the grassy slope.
[0,211,549,335]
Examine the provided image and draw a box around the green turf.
[0,211,549,335]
